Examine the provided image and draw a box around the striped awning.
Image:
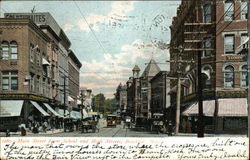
[43,103,62,118]
[182,100,215,117]
[30,101,49,116]
[217,98,247,117]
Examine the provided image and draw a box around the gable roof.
[141,59,161,78]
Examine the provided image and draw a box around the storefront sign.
[0,94,49,102]
[226,56,243,61]
[5,13,46,23]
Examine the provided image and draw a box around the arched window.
[241,65,248,88]
[224,65,234,88]
[202,65,212,88]
[10,41,18,59]
[2,41,9,60]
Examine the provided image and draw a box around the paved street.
[0,118,247,137]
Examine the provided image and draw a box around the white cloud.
[80,39,168,97]
[78,1,136,32]
[63,24,74,32]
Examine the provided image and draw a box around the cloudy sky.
[1,1,180,98]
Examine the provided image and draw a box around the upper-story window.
[1,71,18,90]
[2,41,9,60]
[203,3,212,23]
[29,73,35,92]
[224,65,234,88]
[224,1,234,21]
[241,33,248,45]
[202,37,212,57]
[202,65,212,88]
[10,41,18,59]
[36,49,41,66]
[224,35,234,54]
[241,1,248,20]
[241,65,248,88]
[29,44,34,63]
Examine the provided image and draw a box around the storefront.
[182,98,248,134]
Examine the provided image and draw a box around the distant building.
[68,50,82,110]
[115,83,127,117]
[150,71,171,116]
[139,59,161,118]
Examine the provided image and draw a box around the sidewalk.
[0,128,64,137]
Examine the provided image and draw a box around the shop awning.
[0,100,24,117]
[70,111,81,119]
[30,101,49,116]
[68,96,74,102]
[58,109,69,118]
[42,58,50,65]
[182,100,215,117]
[82,109,89,119]
[43,103,62,118]
[217,98,247,117]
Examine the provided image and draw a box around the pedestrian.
[168,120,173,136]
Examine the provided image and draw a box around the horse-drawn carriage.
[150,113,164,134]
[81,117,98,133]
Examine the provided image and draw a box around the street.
[1,118,246,138]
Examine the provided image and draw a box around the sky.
[0,1,181,98]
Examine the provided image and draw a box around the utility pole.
[197,50,204,137]
[166,46,194,134]
[63,76,66,117]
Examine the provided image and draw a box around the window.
[10,41,18,59]
[36,49,40,66]
[203,3,212,23]
[29,44,34,62]
[241,65,248,88]
[224,35,234,54]
[241,34,248,45]
[241,1,248,20]
[36,76,40,93]
[30,74,34,92]
[224,65,234,88]
[202,65,212,88]
[1,71,18,90]
[202,38,212,57]
[2,41,9,60]
[224,1,234,21]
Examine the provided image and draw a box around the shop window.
[224,65,234,88]
[224,1,234,21]
[241,65,248,88]
[10,41,18,59]
[241,1,248,20]
[1,71,18,90]
[224,35,234,54]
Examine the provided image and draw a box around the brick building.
[0,18,53,130]
[170,0,248,134]
[68,49,82,111]
[150,71,171,116]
